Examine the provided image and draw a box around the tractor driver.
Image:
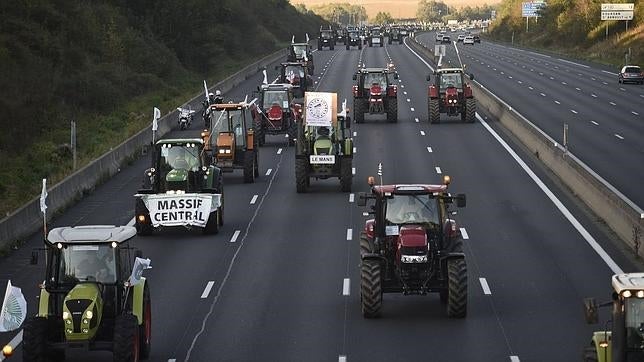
[75,251,112,283]
[440,73,461,89]
[387,195,437,224]
[169,147,196,171]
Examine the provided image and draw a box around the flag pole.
[40,178,48,238]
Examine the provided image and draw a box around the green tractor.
[23,225,151,361]
[134,138,224,235]
[295,92,353,193]
[583,273,644,362]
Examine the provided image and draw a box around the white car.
[435,32,445,42]
[463,36,475,45]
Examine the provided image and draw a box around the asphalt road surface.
[0,35,641,362]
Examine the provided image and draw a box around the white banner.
[152,107,160,131]
[305,92,335,127]
[140,194,220,227]
[601,10,634,20]
[0,280,27,332]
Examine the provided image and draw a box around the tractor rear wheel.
[360,259,382,318]
[202,209,220,235]
[465,98,476,123]
[113,314,140,362]
[429,98,440,124]
[359,232,374,257]
[295,158,308,193]
[386,99,398,123]
[340,158,352,192]
[354,99,365,123]
[243,151,255,183]
[140,284,152,359]
[23,317,48,362]
[256,126,265,146]
[446,259,467,318]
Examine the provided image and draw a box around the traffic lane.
[386,40,631,359]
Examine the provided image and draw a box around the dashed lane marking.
[349,193,354,203]
[277,148,283,154]
[632,111,640,116]
[265,168,272,176]
[201,281,215,299]
[229,230,240,243]
[339,355,347,362]
[510,356,520,362]
[540,93,546,97]
[591,94,597,98]
[250,195,258,205]
[479,278,492,295]
[571,109,578,114]
[415,118,419,123]
[346,228,353,240]
[427,147,433,153]
[609,102,616,106]
[353,131,357,137]
[460,228,469,239]
[420,130,426,136]
[554,100,561,104]
[352,167,356,175]
[410,107,415,112]
[615,134,624,140]
[590,121,599,126]
[435,167,442,174]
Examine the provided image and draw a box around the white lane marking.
[609,101,616,106]
[401,84,405,88]
[435,167,442,174]
[517,80,523,84]
[590,121,599,126]
[342,278,351,296]
[229,230,241,243]
[554,100,561,104]
[339,355,347,362]
[346,228,353,240]
[0,330,22,362]
[460,228,469,239]
[427,147,433,153]
[561,81,567,85]
[410,107,415,112]
[403,91,408,95]
[602,81,608,85]
[406,98,411,102]
[615,134,624,140]
[591,94,597,98]
[640,94,644,98]
[353,131,357,137]
[508,76,513,79]
[169,359,177,362]
[510,356,520,362]
[415,118,419,123]
[250,195,258,205]
[479,278,492,295]
[592,77,596,81]
[571,109,578,114]
[575,87,581,91]
[265,168,272,176]
[420,130,426,136]
[632,111,640,116]
[201,281,215,299]
[127,217,135,227]
[477,114,623,274]
[349,193,355,203]
[602,70,617,75]
[558,58,589,68]
[352,167,356,175]
[549,77,554,80]
[540,93,546,97]
[528,86,533,90]
[277,148,283,154]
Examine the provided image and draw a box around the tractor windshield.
[285,66,305,81]
[385,194,439,225]
[229,109,247,147]
[321,31,332,39]
[262,90,289,109]
[349,32,359,39]
[160,143,200,172]
[440,73,463,90]
[363,73,386,89]
[625,297,644,350]
[58,244,117,284]
[292,45,307,59]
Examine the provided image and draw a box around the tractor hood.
[398,225,427,248]
[166,168,188,182]
[63,283,103,341]
[314,136,333,155]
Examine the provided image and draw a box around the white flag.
[305,33,310,42]
[291,35,295,44]
[341,99,347,118]
[262,69,268,85]
[203,80,209,101]
[0,281,27,332]
[152,107,160,132]
[127,257,152,286]
[39,178,47,214]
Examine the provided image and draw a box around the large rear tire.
[465,98,476,123]
[340,158,352,192]
[243,151,255,183]
[354,99,365,124]
[139,284,152,359]
[429,98,440,124]
[446,259,467,318]
[295,158,308,193]
[359,232,374,257]
[386,99,398,123]
[113,314,140,362]
[22,317,48,362]
[360,259,382,318]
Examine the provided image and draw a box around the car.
[435,32,445,42]
[441,35,451,44]
[473,34,481,43]
[457,34,466,42]
[463,36,474,45]
[618,65,643,84]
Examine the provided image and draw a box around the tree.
[417,0,449,23]
[373,11,393,24]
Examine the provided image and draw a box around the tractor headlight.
[85,310,93,319]
[66,329,73,334]
[637,290,644,298]
[82,328,89,334]
[218,148,231,154]
[401,255,428,263]
[623,290,632,298]
[63,311,70,320]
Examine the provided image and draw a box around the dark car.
[441,35,451,44]
[473,34,481,43]
[618,65,643,84]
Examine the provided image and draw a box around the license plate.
[310,155,335,164]
[373,38,380,43]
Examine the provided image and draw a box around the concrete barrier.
[0,48,287,248]
[407,35,644,257]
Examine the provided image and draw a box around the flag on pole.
[262,69,268,85]
[39,179,47,214]
[203,80,209,101]
[291,35,295,44]
[305,33,309,42]
[0,281,27,332]
[340,99,347,118]
[127,257,152,286]
[152,107,160,132]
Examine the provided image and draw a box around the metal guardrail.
[407,34,644,257]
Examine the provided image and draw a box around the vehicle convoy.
[135,137,224,235]
[352,67,399,123]
[427,68,476,123]
[318,26,335,50]
[345,30,362,50]
[388,26,403,44]
[277,62,313,99]
[295,92,353,193]
[618,65,643,84]
[253,83,302,146]
[287,41,314,75]
[205,101,259,183]
[583,273,644,362]
[368,27,384,47]
[357,175,468,318]
[22,225,151,361]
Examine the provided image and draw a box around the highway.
[1,35,642,362]
[416,31,644,209]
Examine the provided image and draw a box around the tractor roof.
[261,83,293,91]
[358,68,392,74]
[210,103,251,111]
[47,225,136,245]
[435,68,464,74]
[291,43,309,47]
[372,184,448,195]
[282,62,306,67]
[612,273,644,293]
[156,138,204,146]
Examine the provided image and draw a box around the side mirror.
[426,74,431,81]
[456,193,466,208]
[583,298,599,324]
[469,73,474,81]
[352,74,357,80]
[357,192,367,207]
[30,250,38,265]
[394,73,399,79]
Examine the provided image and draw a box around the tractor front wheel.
[446,259,467,318]
[22,317,48,362]
[360,259,382,318]
[113,314,140,362]
[243,151,256,183]
[295,158,308,193]
[429,98,440,124]
[340,158,352,192]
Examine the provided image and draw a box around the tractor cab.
[254,83,302,145]
[143,139,212,194]
[287,42,314,75]
[205,102,259,183]
[277,62,311,98]
[427,68,476,123]
[352,68,399,122]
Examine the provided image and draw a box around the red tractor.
[253,83,302,146]
[427,68,476,123]
[352,68,399,123]
[357,175,468,318]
